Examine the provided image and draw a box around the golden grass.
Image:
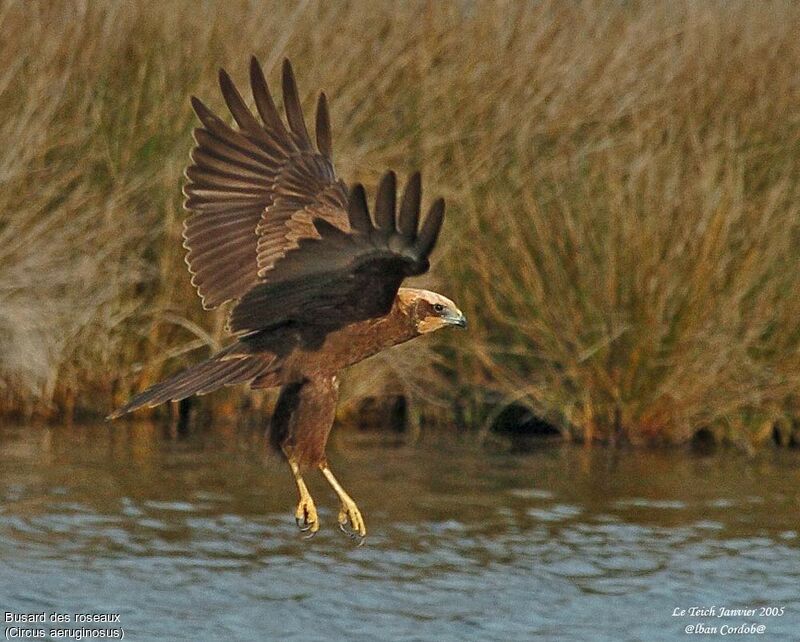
[1,0,799,447]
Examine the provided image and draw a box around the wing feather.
[183,58,348,310]
[228,173,445,335]
[374,171,397,234]
[398,171,421,238]
[347,184,372,235]
[315,93,332,158]
[281,59,313,149]
[415,198,445,257]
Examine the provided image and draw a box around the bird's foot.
[319,464,367,545]
[284,448,319,539]
[337,497,366,545]
[294,491,319,538]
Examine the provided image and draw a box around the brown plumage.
[110,58,465,542]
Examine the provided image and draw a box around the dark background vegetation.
[2,0,799,449]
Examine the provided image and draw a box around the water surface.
[0,422,798,641]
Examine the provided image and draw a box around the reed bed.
[1,0,798,447]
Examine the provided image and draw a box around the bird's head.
[397,288,467,334]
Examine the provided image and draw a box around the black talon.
[296,513,317,533]
[338,518,365,544]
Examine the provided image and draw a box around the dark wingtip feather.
[415,197,445,258]
[219,67,260,131]
[315,92,332,158]
[281,59,311,146]
[190,96,217,127]
[250,56,285,133]
[398,172,422,240]
[374,171,397,232]
[312,217,346,238]
[249,56,268,102]
[217,68,237,104]
[217,68,234,102]
[347,183,372,234]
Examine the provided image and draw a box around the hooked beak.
[446,309,467,329]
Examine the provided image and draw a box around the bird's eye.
[433,303,445,313]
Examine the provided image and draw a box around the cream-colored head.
[397,287,467,334]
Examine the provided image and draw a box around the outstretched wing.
[229,171,444,335]
[183,58,348,310]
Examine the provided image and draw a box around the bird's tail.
[108,346,272,419]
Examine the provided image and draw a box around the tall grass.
[1,0,798,447]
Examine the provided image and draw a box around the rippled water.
[0,422,798,641]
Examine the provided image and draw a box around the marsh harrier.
[110,58,465,542]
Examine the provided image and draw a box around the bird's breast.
[289,313,418,378]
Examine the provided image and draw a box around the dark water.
[0,422,798,641]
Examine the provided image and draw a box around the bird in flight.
[110,58,466,543]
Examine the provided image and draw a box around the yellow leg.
[319,465,366,543]
[284,449,319,538]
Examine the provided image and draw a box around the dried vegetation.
[1,1,799,447]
